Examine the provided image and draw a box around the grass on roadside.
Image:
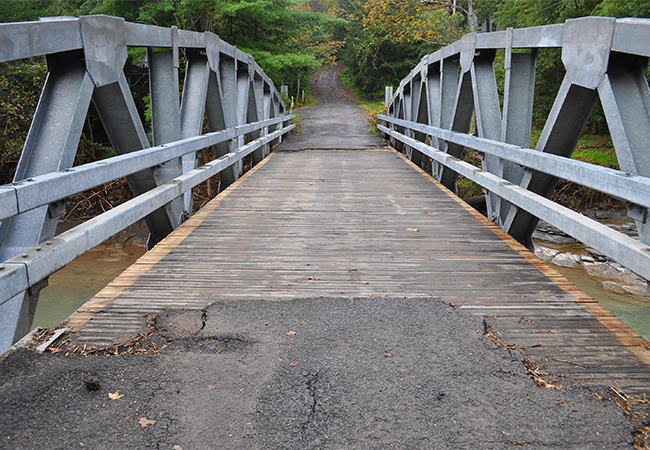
[357,99,386,135]
[530,129,619,169]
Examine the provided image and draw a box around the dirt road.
[276,63,385,150]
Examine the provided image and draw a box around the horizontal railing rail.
[382,16,650,284]
[378,116,650,210]
[0,15,292,352]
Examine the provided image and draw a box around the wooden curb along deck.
[66,149,650,394]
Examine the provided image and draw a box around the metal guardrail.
[381,16,650,284]
[0,15,294,352]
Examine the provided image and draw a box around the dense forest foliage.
[1,0,650,184]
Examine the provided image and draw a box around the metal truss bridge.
[1,16,650,397]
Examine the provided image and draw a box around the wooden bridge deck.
[67,149,650,394]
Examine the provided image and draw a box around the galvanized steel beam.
[470,50,502,218]
[215,55,239,189]
[148,49,183,226]
[498,39,537,226]
[179,52,210,215]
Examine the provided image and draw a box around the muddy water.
[537,240,650,341]
[31,224,147,330]
[552,264,650,340]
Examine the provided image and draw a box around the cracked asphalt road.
[0,297,635,448]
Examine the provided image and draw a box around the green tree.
[134,0,344,97]
[341,0,464,100]
[593,0,650,17]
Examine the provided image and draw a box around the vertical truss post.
[268,92,281,149]
[497,29,537,226]
[180,51,210,214]
[236,58,251,176]
[262,83,272,157]
[0,53,94,351]
[470,49,502,218]
[250,73,265,166]
[401,84,412,158]
[409,72,426,168]
[215,54,239,189]
[434,57,460,182]
[426,60,441,176]
[148,48,183,226]
[205,32,235,191]
[385,86,393,109]
[392,93,406,153]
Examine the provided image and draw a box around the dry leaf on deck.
[139,417,157,428]
[108,390,124,400]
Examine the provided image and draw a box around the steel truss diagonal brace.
[439,71,473,192]
[503,75,598,249]
[218,56,240,189]
[598,52,650,245]
[0,54,94,350]
[93,74,176,249]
